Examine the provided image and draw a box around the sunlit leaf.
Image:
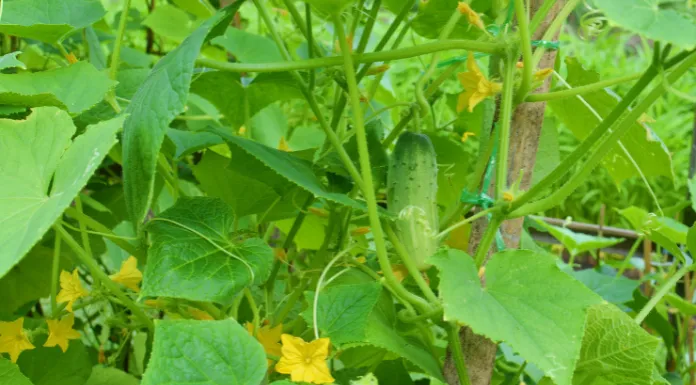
[573,304,659,385]
[429,248,602,385]
[0,359,32,385]
[212,28,284,63]
[142,319,266,385]
[0,52,26,71]
[0,108,123,279]
[0,62,116,115]
[0,0,106,43]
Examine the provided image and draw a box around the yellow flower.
[0,318,35,363]
[57,269,89,312]
[109,256,142,292]
[461,132,476,142]
[44,314,81,353]
[503,191,514,202]
[276,334,334,384]
[457,54,502,113]
[239,126,247,135]
[533,68,553,82]
[351,227,371,236]
[355,256,367,264]
[188,307,215,321]
[457,2,485,31]
[246,323,283,367]
[65,52,78,64]
[278,137,291,152]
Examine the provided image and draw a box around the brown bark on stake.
[443,1,566,384]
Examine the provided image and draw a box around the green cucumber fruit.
[388,132,439,270]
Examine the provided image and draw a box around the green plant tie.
[532,40,560,50]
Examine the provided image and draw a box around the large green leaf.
[212,27,283,63]
[619,206,688,245]
[535,219,624,256]
[0,0,106,43]
[548,57,673,184]
[0,62,116,115]
[0,108,123,279]
[429,249,602,385]
[0,246,70,314]
[594,0,696,49]
[190,71,303,130]
[122,2,243,227]
[142,319,266,385]
[573,304,659,385]
[302,283,382,346]
[17,338,92,385]
[0,359,32,385]
[85,367,139,385]
[143,197,273,304]
[213,132,368,212]
[77,68,149,127]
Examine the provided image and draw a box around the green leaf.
[192,150,308,219]
[429,248,602,385]
[17,339,92,385]
[190,71,303,130]
[302,283,382,346]
[122,2,243,227]
[172,0,215,18]
[0,245,70,314]
[0,0,106,43]
[626,291,675,350]
[85,27,107,71]
[534,219,624,256]
[412,0,488,39]
[619,206,688,245]
[276,215,326,250]
[165,129,224,159]
[688,176,696,214]
[86,367,140,385]
[212,132,368,212]
[142,5,200,43]
[143,197,274,304]
[0,62,116,115]
[594,0,696,49]
[548,57,673,184]
[427,132,470,207]
[0,359,32,385]
[573,304,659,385]
[688,224,696,258]
[142,319,267,385]
[0,52,26,71]
[77,68,149,127]
[569,269,640,304]
[212,28,284,63]
[0,108,123,279]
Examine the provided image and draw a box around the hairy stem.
[514,0,534,101]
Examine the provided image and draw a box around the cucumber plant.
[0,0,695,385]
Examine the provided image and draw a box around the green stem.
[511,51,696,217]
[252,0,366,192]
[526,72,643,102]
[437,207,497,241]
[333,13,431,314]
[51,229,62,318]
[196,39,508,73]
[355,0,381,55]
[244,288,261,333]
[273,278,309,326]
[448,323,473,385]
[514,0,534,101]
[635,263,696,324]
[74,196,94,261]
[474,215,503,268]
[109,0,132,81]
[616,236,643,277]
[496,57,516,199]
[384,222,440,305]
[55,225,154,332]
[528,0,557,34]
[64,207,143,259]
[508,67,658,212]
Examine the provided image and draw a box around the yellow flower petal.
[109,256,142,292]
[44,314,81,353]
[461,132,475,142]
[276,334,334,384]
[278,137,290,152]
[57,269,89,312]
[533,68,553,82]
[457,2,485,30]
[0,318,35,363]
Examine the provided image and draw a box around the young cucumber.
[388,132,439,270]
